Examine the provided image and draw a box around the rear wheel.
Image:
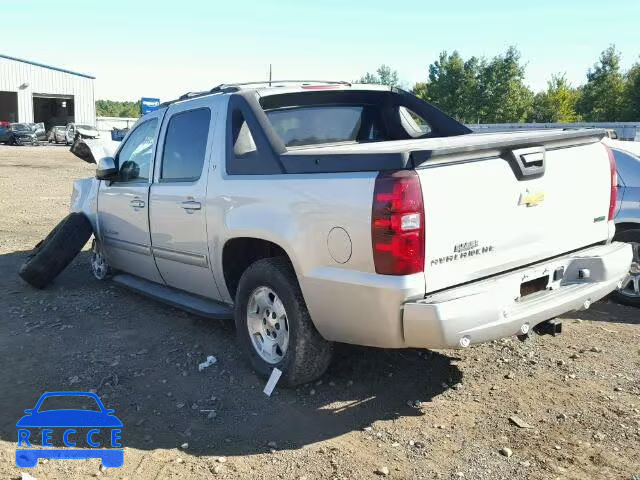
[234,257,333,386]
[611,229,640,307]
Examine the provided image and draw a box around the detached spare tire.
[19,213,93,289]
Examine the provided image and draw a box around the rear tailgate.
[415,130,612,293]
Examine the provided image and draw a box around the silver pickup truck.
[67,81,631,386]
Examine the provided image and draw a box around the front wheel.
[234,257,333,386]
[90,238,111,280]
[611,229,640,307]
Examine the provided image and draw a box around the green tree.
[419,51,483,123]
[623,60,640,121]
[414,47,532,123]
[412,81,428,100]
[478,46,534,123]
[95,99,141,118]
[577,45,626,121]
[529,74,581,123]
[358,64,400,87]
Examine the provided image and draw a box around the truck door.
[149,96,222,300]
[97,110,164,283]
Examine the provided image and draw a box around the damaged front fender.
[70,177,100,233]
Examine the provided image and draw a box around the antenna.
[268,64,272,86]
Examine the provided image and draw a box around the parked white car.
[65,123,100,145]
[41,82,632,385]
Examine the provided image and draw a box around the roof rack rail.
[218,80,351,88]
[159,80,351,108]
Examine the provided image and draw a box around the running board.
[112,274,233,320]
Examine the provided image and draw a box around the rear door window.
[161,108,211,182]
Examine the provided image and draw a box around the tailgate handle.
[508,146,546,180]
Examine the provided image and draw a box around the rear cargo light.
[300,85,343,90]
[604,145,618,221]
[371,170,425,275]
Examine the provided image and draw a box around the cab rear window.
[265,105,388,147]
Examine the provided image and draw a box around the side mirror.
[24,409,34,414]
[96,157,118,181]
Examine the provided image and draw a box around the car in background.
[47,126,67,144]
[65,123,100,145]
[605,139,640,307]
[29,122,46,142]
[0,123,38,145]
[0,124,11,143]
[110,127,129,141]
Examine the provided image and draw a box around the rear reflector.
[371,170,425,275]
[604,144,618,221]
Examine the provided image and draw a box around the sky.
[3,0,640,102]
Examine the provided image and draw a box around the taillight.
[604,145,618,221]
[372,170,425,275]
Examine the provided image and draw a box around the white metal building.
[0,54,95,128]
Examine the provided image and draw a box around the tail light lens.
[372,170,425,275]
[604,145,618,221]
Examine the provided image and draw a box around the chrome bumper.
[403,242,632,349]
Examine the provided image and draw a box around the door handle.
[130,199,145,208]
[181,200,201,211]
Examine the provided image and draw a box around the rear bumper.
[403,242,632,349]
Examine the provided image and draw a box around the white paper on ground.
[198,355,217,371]
[263,368,283,396]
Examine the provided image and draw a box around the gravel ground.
[0,145,639,480]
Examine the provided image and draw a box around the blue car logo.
[16,391,123,468]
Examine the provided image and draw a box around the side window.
[116,118,158,183]
[161,108,211,182]
[399,106,432,137]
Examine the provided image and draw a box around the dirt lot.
[0,145,639,480]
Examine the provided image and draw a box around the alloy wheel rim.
[246,286,289,364]
[90,241,109,280]
[619,242,640,298]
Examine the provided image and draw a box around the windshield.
[11,123,31,132]
[37,395,101,412]
[76,124,97,131]
[265,106,388,147]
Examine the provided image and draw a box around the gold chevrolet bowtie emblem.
[519,191,545,207]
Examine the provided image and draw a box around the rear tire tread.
[234,257,333,386]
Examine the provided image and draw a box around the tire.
[234,257,333,386]
[611,229,640,308]
[19,213,93,289]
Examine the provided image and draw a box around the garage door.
[0,91,18,123]
[33,93,74,130]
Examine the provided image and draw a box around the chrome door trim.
[151,246,209,268]
[103,236,152,256]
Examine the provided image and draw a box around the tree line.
[95,99,141,118]
[359,46,640,124]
